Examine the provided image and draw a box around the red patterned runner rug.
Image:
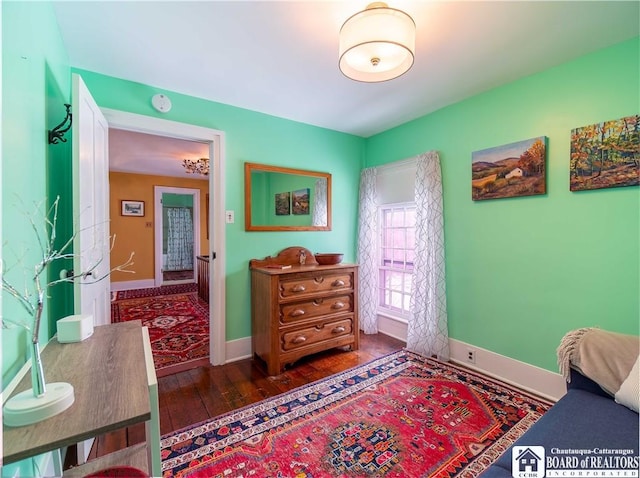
[114,282,198,300]
[161,350,552,477]
[111,287,209,377]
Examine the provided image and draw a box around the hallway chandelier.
[339,2,415,83]
[182,158,209,176]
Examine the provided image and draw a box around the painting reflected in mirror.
[244,163,331,231]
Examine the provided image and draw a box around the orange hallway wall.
[109,171,210,283]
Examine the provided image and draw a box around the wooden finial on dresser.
[249,246,318,269]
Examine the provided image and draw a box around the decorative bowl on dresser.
[314,253,344,265]
[249,246,359,375]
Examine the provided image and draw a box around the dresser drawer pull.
[314,276,325,284]
[291,284,306,293]
[290,309,306,317]
[332,326,346,334]
[332,279,345,287]
[292,335,307,344]
[331,302,345,310]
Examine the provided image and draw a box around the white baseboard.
[110,279,155,291]
[449,339,565,401]
[225,336,252,364]
[377,314,408,342]
[376,316,565,401]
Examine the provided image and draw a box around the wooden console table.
[2,321,161,477]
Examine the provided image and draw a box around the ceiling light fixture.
[339,2,415,83]
[182,158,209,176]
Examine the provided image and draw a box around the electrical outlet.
[466,349,476,364]
[225,210,235,224]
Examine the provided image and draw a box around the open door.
[71,74,111,327]
[153,186,201,287]
[101,108,226,366]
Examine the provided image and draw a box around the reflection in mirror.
[244,163,332,231]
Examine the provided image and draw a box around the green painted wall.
[2,0,71,388]
[2,3,637,431]
[365,37,640,372]
[71,68,364,341]
[2,1,72,475]
[163,192,194,208]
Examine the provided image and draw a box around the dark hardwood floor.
[162,269,194,281]
[88,332,405,461]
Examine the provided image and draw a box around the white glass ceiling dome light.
[339,2,416,83]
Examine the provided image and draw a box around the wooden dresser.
[250,247,359,375]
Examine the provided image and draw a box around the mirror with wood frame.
[244,162,332,231]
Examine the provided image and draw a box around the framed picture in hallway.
[121,200,145,217]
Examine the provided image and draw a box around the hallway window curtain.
[407,151,449,360]
[166,207,194,271]
[357,167,379,334]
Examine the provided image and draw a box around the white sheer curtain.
[357,167,379,334]
[407,151,449,360]
[166,207,194,271]
[312,178,328,227]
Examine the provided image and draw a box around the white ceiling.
[53,1,638,140]
[109,129,210,178]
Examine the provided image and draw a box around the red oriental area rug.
[111,288,209,377]
[160,350,552,478]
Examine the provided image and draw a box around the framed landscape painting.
[472,137,547,201]
[275,192,290,215]
[570,115,639,191]
[292,188,310,215]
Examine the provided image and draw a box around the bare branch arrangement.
[1,196,134,398]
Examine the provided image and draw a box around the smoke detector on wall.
[151,94,172,113]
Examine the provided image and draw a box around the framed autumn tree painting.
[570,115,639,191]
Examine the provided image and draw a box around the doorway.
[154,187,201,286]
[103,108,226,366]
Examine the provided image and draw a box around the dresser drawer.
[279,272,353,299]
[280,294,353,324]
[281,318,354,352]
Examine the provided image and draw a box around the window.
[378,203,416,317]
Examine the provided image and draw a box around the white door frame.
[154,186,201,287]
[102,108,226,366]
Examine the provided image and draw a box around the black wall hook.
[48,103,72,144]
